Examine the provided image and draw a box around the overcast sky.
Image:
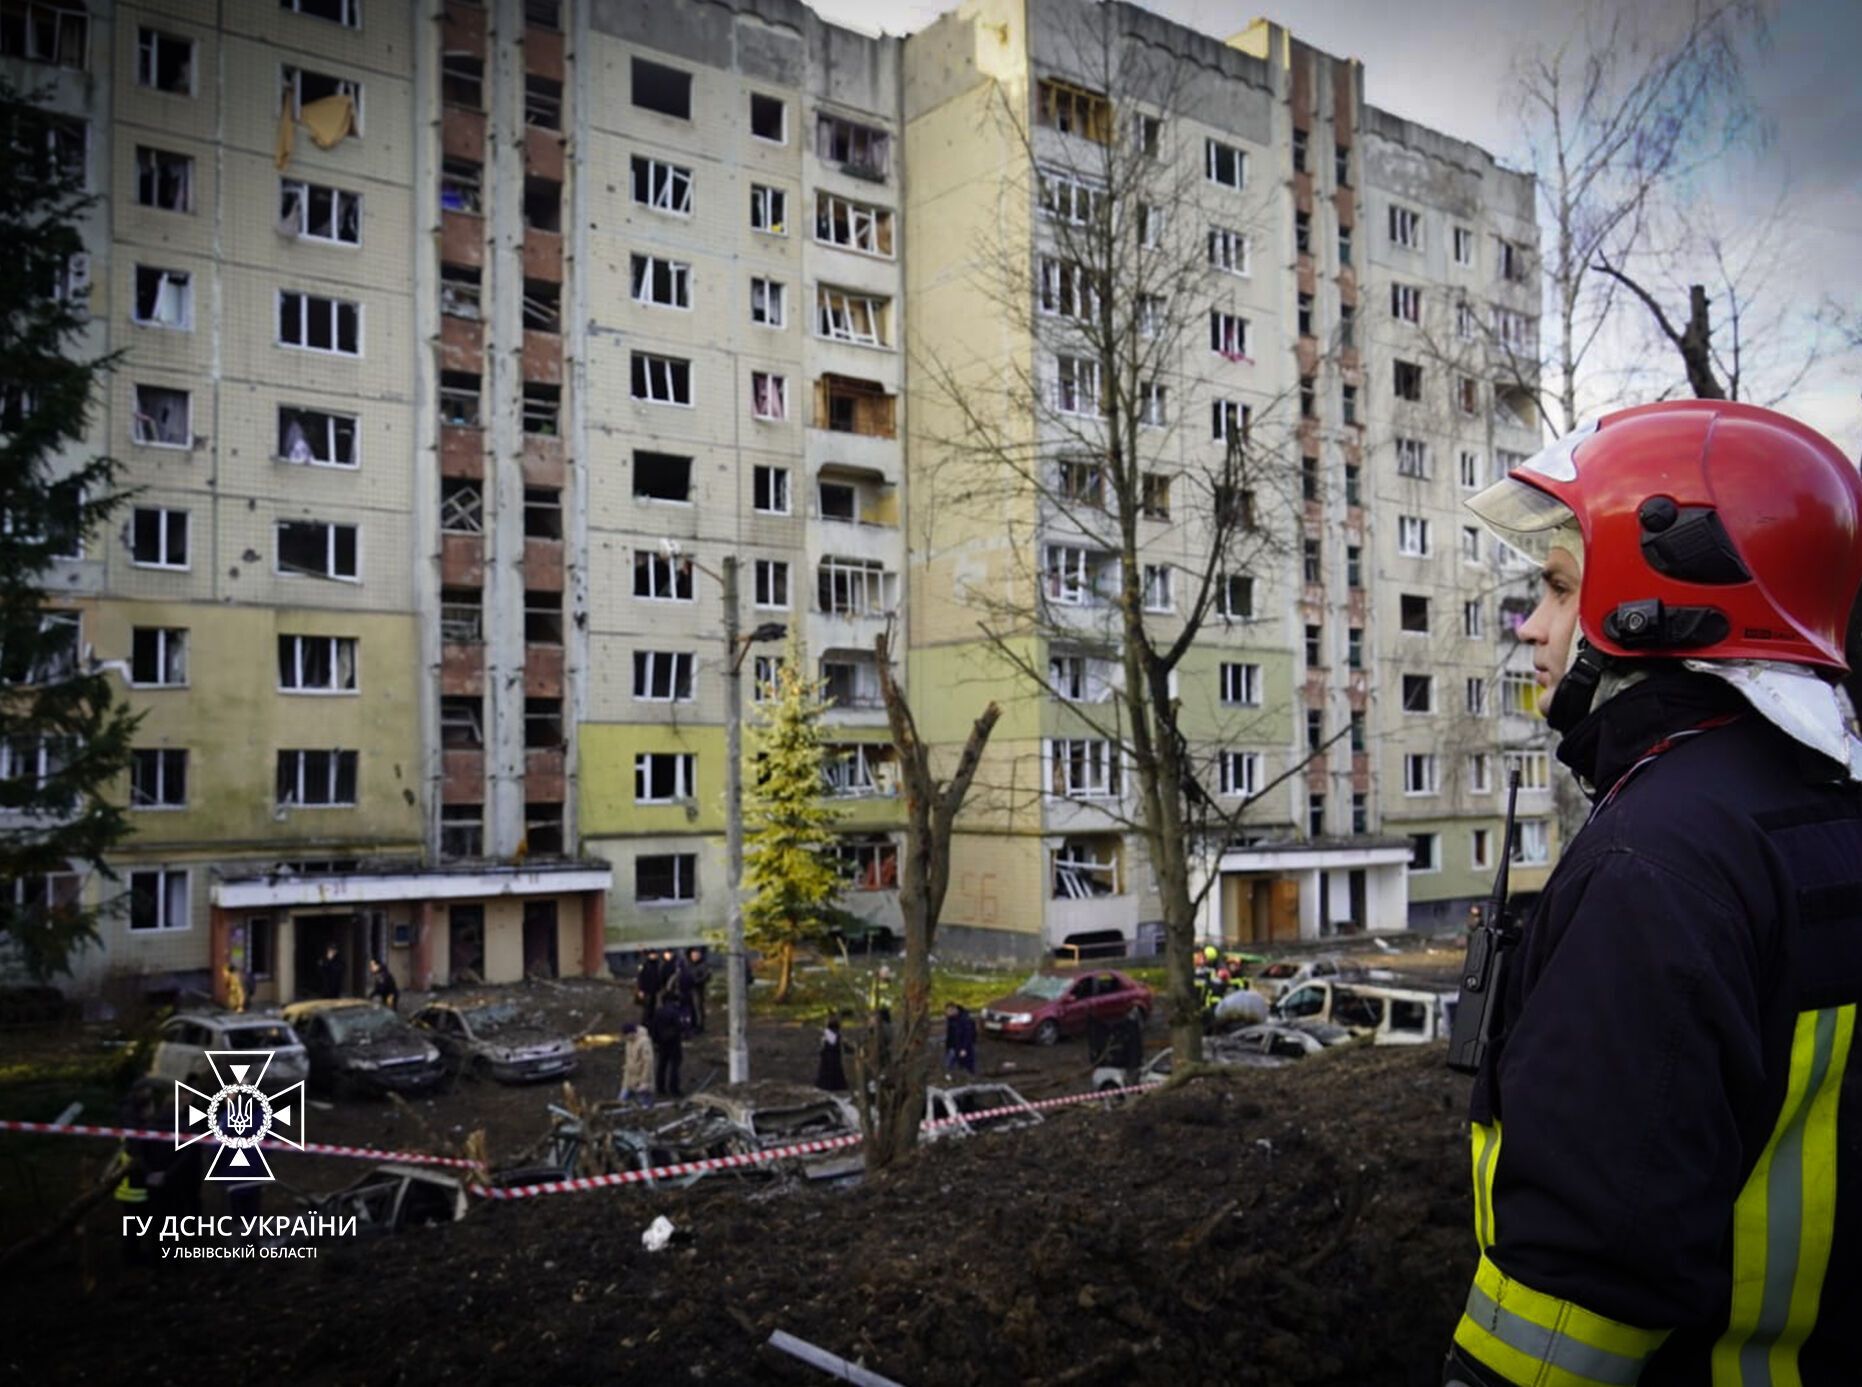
[808,0,1861,449]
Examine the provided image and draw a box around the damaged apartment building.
[2,0,1548,998]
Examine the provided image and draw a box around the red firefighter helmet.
[1467,400,1862,673]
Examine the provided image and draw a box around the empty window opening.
[276,749,358,807]
[632,57,692,120]
[525,590,562,644]
[633,651,694,702]
[526,698,563,747]
[439,371,481,428]
[440,804,483,860]
[630,254,689,308]
[2,2,89,68]
[442,52,482,109]
[523,176,561,233]
[277,520,358,581]
[818,375,894,437]
[439,479,483,534]
[130,507,188,568]
[131,627,188,686]
[816,113,890,176]
[439,696,483,748]
[136,147,191,212]
[815,192,893,255]
[523,487,562,539]
[522,383,559,436]
[750,92,785,142]
[750,183,786,234]
[525,75,563,130]
[635,753,696,803]
[440,588,481,643]
[631,353,691,405]
[1400,594,1430,633]
[630,157,691,214]
[441,158,482,214]
[633,451,691,503]
[522,278,560,332]
[818,482,856,522]
[1402,674,1434,713]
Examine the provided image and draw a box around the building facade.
[3,0,1548,998]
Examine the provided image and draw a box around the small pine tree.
[0,77,138,980]
[742,634,842,1003]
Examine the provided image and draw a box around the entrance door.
[294,913,361,1000]
[522,900,559,979]
[448,905,485,984]
[1349,870,1367,930]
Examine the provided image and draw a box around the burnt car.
[281,999,445,1096]
[411,998,578,1084]
[922,1082,1042,1142]
[981,969,1154,1045]
[319,1162,470,1237]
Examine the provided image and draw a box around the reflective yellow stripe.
[1471,1120,1502,1251]
[1713,1004,1855,1387]
[1455,1252,1669,1386]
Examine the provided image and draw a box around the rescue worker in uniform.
[1444,400,1862,1385]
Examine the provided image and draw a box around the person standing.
[814,1011,847,1091]
[685,947,711,1034]
[618,1022,654,1107]
[649,994,684,1099]
[221,963,248,1014]
[1442,401,1862,1385]
[367,957,399,1012]
[316,942,344,999]
[943,1002,977,1078]
[634,951,664,1024]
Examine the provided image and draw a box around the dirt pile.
[12,1044,1476,1386]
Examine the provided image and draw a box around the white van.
[1271,980,1456,1046]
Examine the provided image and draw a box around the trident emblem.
[225,1093,255,1136]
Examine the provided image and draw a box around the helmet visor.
[1464,475,1578,567]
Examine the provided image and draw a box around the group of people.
[620,948,713,1103]
[218,944,400,1013]
[1192,944,1251,1013]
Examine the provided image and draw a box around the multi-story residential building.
[3,0,1546,998]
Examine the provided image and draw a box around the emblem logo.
[174,1051,307,1181]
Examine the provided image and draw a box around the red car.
[980,970,1154,1045]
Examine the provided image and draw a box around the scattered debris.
[642,1215,675,1252]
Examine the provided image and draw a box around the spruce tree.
[742,633,841,1004]
[0,77,138,980]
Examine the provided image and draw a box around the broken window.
[753,466,789,514]
[276,749,358,807]
[750,92,785,142]
[1217,572,1254,619]
[130,507,188,568]
[127,869,188,931]
[439,478,482,534]
[633,551,693,601]
[1140,382,1167,427]
[816,287,888,345]
[1404,754,1439,796]
[441,52,482,109]
[822,743,892,798]
[439,371,481,428]
[522,383,559,436]
[278,290,360,355]
[441,158,482,215]
[440,588,481,643]
[137,27,192,94]
[820,656,879,708]
[752,372,787,421]
[440,804,483,860]
[439,696,482,748]
[750,184,786,235]
[1220,662,1261,706]
[525,698,563,747]
[276,635,357,694]
[282,0,361,26]
[1400,593,1430,633]
[1391,282,1421,323]
[1295,210,1311,255]
[816,113,890,176]
[632,650,694,702]
[630,254,690,308]
[525,75,563,130]
[1396,436,1429,477]
[525,803,564,855]
[632,56,691,119]
[1052,357,1099,416]
[136,146,191,212]
[1393,359,1423,402]
[830,835,898,892]
[630,157,692,215]
[751,277,785,327]
[1037,167,1104,226]
[525,590,562,644]
[133,267,191,330]
[635,853,695,904]
[1141,472,1170,520]
[1219,752,1262,798]
[1035,79,1109,143]
[277,520,359,581]
[279,178,361,244]
[1205,138,1245,189]
[523,176,561,232]
[1,2,89,69]
[1211,399,1249,442]
[1049,739,1119,798]
[1388,204,1423,249]
[754,559,788,608]
[132,385,190,448]
[1210,310,1249,358]
[440,264,481,320]
[1402,674,1435,714]
[814,192,893,255]
[817,482,856,523]
[633,451,690,503]
[523,487,562,539]
[816,557,893,617]
[131,627,188,686]
[1055,459,1104,507]
[523,278,560,332]
[1036,259,1098,322]
[631,353,691,405]
[634,752,695,803]
[283,66,361,133]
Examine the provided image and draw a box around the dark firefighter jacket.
[1450,671,1862,1386]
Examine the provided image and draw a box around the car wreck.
[410,998,579,1084]
[280,999,446,1096]
[922,1082,1042,1141]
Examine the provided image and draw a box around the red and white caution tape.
[471,1083,1152,1201]
[0,1117,478,1169]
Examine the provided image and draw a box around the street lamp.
[663,541,785,1085]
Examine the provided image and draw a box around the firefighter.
[1444,401,1862,1384]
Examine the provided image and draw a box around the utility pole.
[722,554,749,1086]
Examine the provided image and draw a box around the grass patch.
[749,959,1034,1022]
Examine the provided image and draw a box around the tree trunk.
[773,940,795,1004]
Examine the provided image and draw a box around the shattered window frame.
[274,519,360,583]
[279,177,362,246]
[131,384,192,449]
[277,404,360,468]
[135,145,192,213]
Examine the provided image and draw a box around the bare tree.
[913,9,1331,1067]
[849,627,998,1171]
[1510,0,1771,432]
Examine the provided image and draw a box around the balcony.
[443,4,486,54]
[522,433,565,486]
[442,110,486,163]
[521,330,561,384]
[440,534,484,587]
[523,229,562,282]
[439,314,483,374]
[524,126,564,182]
[523,536,564,590]
[525,23,564,79]
[440,643,484,696]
